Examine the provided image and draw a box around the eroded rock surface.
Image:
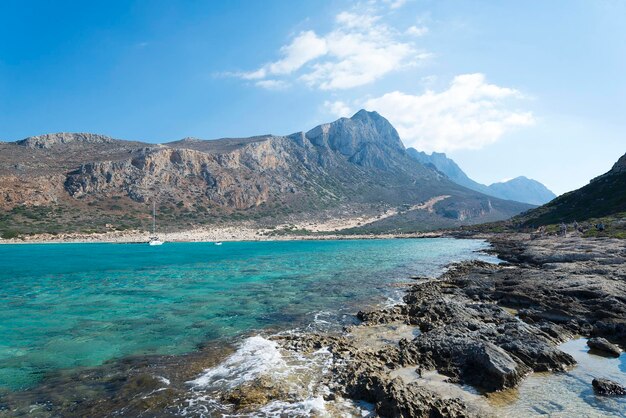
[274,234,626,417]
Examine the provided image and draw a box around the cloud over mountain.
[326,73,534,152]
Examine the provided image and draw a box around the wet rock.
[357,305,408,324]
[587,337,621,357]
[375,379,474,418]
[592,378,626,396]
[466,343,527,391]
[223,376,288,409]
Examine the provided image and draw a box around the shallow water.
[491,338,626,417]
[0,238,495,392]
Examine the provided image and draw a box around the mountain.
[407,149,556,205]
[515,152,626,226]
[407,149,488,193]
[486,177,557,206]
[0,110,533,237]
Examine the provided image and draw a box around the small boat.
[148,201,164,246]
[214,242,223,246]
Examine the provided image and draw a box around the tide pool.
[0,238,494,391]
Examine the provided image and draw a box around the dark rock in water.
[587,337,621,357]
[592,378,626,396]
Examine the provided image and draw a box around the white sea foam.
[180,334,367,417]
[188,335,287,389]
[257,396,327,416]
[156,376,170,385]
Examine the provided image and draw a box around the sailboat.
[148,201,164,246]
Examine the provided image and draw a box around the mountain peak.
[304,110,405,166]
[350,109,382,121]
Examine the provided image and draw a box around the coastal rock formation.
[592,378,626,396]
[273,234,626,417]
[587,337,621,357]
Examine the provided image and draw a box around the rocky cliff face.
[64,143,296,209]
[0,110,533,235]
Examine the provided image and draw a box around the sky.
[0,0,624,195]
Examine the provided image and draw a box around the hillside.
[0,111,533,238]
[515,152,626,226]
[407,149,556,205]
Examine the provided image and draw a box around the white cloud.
[383,0,408,9]
[241,31,327,81]
[234,9,427,90]
[255,79,290,90]
[323,100,352,117]
[406,25,428,37]
[326,73,534,152]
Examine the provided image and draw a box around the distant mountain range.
[515,152,626,226]
[0,110,535,237]
[407,149,556,205]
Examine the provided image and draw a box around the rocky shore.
[1,233,624,417]
[268,233,626,417]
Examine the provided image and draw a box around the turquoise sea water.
[0,238,493,391]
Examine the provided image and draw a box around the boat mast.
[152,201,156,235]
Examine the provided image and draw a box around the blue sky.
[1,0,624,194]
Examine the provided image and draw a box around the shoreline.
[1,233,624,416]
[0,227,448,245]
[269,232,626,416]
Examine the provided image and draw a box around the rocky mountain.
[515,152,626,226]
[407,149,556,205]
[0,110,533,237]
[486,177,557,206]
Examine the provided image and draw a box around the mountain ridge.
[407,148,556,205]
[0,110,533,237]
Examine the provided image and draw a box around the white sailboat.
[148,201,164,246]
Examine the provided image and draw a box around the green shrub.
[1,230,20,239]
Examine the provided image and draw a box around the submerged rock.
[592,378,626,396]
[587,337,621,357]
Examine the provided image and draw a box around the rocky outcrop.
[16,132,115,149]
[609,153,626,175]
[592,378,626,396]
[271,234,626,416]
[587,337,621,357]
[64,144,295,208]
